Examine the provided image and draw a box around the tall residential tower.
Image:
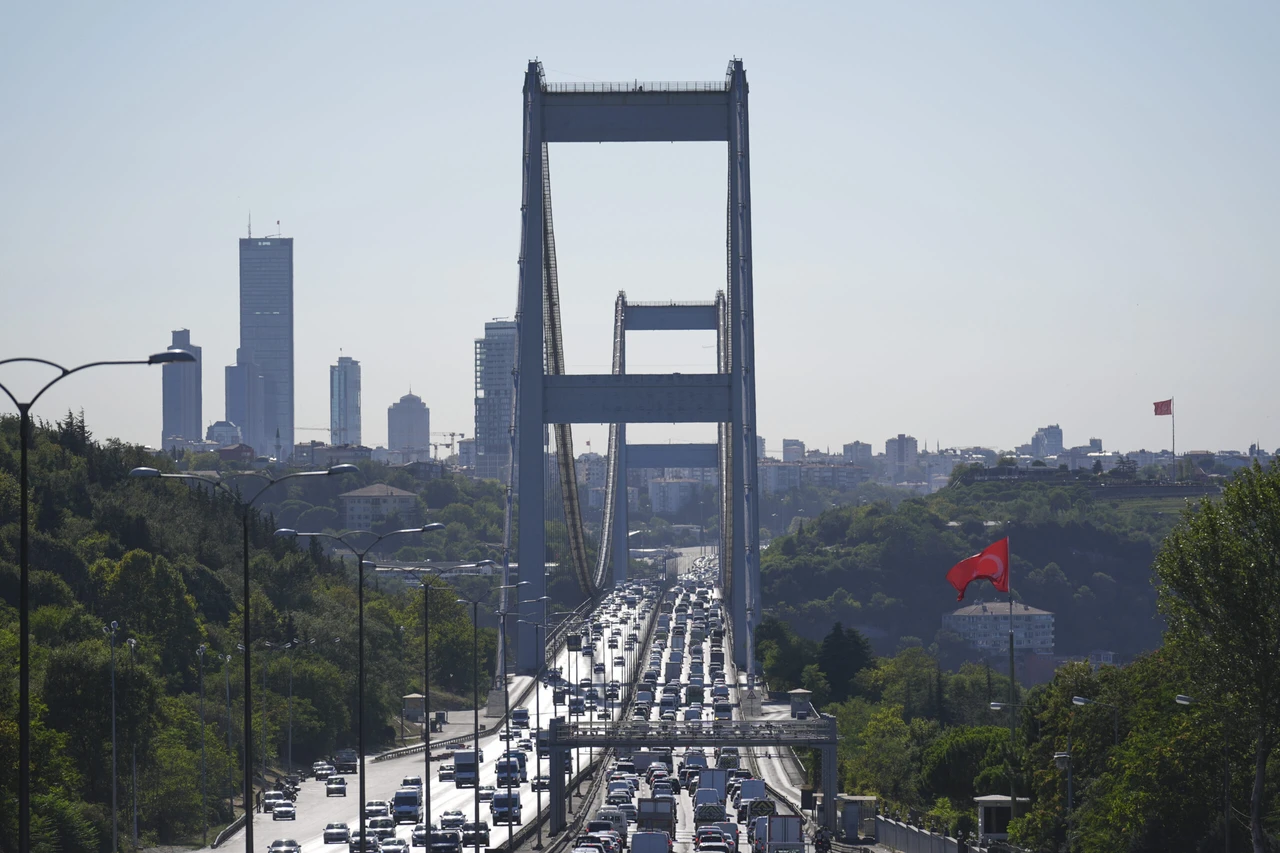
[160,329,202,450]
[238,235,294,458]
[330,356,362,446]
[474,320,517,481]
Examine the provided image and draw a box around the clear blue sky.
[2,2,1277,456]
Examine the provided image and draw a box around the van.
[593,810,629,847]
[491,790,523,825]
[511,707,530,728]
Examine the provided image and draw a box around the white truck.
[631,831,671,853]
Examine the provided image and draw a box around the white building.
[339,484,418,530]
[648,478,699,514]
[942,600,1055,656]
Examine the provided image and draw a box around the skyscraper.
[388,391,430,456]
[160,329,201,449]
[474,320,518,481]
[225,347,265,455]
[239,235,294,457]
[330,356,362,446]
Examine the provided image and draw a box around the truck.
[752,816,802,853]
[636,798,676,837]
[511,707,530,728]
[734,779,765,809]
[664,661,682,682]
[631,831,671,853]
[694,793,727,826]
[453,751,479,788]
[709,649,725,668]
[333,748,359,774]
[697,769,729,803]
[392,787,423,823]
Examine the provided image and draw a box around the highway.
[550,559,808,853]
[206,583,661,853]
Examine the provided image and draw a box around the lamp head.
[129,467,161,478]
[1072,696,1090,707]
[1053,751,1071,771]
[274,528,298,539]
[1175,694,1195,706]
[989,702,1005,711]
[149,349,198,365]
[197,644,206,656]
[327,464,359,475]
[422,523,446,532]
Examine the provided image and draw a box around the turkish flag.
[1154,399,1173,416]
[946,538,1010,601]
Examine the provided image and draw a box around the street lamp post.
[104,620,120,853]
[1071,696,1120,746]
[518,608,548,851]
[131,461,355,853]
[221,654,233,817]
[128,638,139,853]
[1176,694,1229,853]
[1,349,194,853]
[457,581,522,852]
[198,644,208,846]
[274,524,446,847]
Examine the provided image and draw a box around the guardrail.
[211,813,246,848]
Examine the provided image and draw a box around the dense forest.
[0,415,523,853]
[759,479,1184,659]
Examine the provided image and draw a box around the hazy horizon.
[3,3,1277,457]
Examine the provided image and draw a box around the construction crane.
[429,432,466,459]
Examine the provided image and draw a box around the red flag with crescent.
[946,538,1010,601]
[1153,399,1173,416]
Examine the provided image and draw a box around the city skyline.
[2,5,1277,455]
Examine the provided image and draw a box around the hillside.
[760,480,1190,661]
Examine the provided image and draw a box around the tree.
[1152,462,1280,853]
[817,622,873,703]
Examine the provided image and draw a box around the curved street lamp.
[0,349,194,853]
[131,461,356,853]
[274,523,445,846]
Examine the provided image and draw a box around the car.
[461,822,491,847]
[326,776,348,796]
[324,823,352,844]
[348,834,380,853]
[438,765,455,781]
[272,802,297,821]
[447,741,467,751]
[411,824,435,847]
[531,775,551,791]
[269,840,302,853]
[262,791,288,813]
[614,802,638,824]
[440,810,466,830]
[517,738,534,752]
[402,775,424,788]
[381,840,410,853]
[365,801,392,819]
[498,728,515,741]
[368,817,397,840]
[478,785,496,802]
[613,657,625,667]
[429,831,462,853]
[313,762,336,780]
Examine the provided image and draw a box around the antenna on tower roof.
[248,211,252,239]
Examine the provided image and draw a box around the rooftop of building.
[338,484,419,499]
[950,601,1053,617]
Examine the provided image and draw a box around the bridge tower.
[513,60,761,673]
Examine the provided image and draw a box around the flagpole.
[1171,398,1176,482]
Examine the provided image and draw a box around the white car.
[272,802,297,821]
[323,823,351,844]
